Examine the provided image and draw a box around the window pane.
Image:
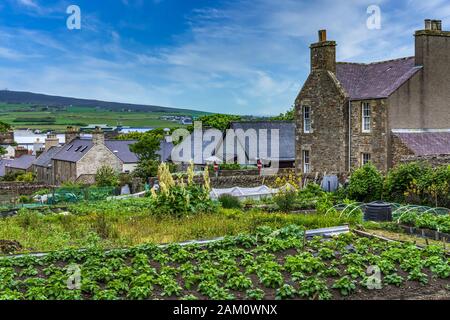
[362,103,371,132]
[303,106,311,133]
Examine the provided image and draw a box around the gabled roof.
[33,146,62,167]
[336,57,422,100]
[6,155,36,170]
[52,138,94,162]
[230,121,295,162]
[52,138,139,163]
[393,131,450,156]
[104,140,139,164]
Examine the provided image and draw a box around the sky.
[0,0,449,115]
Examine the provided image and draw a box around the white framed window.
[303,105,311,133]
[362,102,371,133]
[303,150,310,173]
[361,153,371,166]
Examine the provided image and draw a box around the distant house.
[0,159,13,177]
[45,128,139,184]
[229,121,295,168]
[32,146,61,184]
[4,154,36,176]
[171,121,295,168]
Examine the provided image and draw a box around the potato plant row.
[0,225,449,300]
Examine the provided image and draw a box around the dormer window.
[362,102,371,133]
[303,105,311,133]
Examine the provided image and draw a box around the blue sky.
[0,0,449,115]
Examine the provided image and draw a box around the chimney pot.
[318,29,327,42]
[432,20,442,31]
[425,19,432,30]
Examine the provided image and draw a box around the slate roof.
[52,138,139,163]
[0,159,13,176]
[6,155,36,170]
[336,57,422,100]
[104,140,139,164]
[393,131,450,156]
[52,138,94,162]
[230,121,296,162]
[33,146,61,167]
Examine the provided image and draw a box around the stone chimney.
[310,29,337,73]
[65,126,80,144]
[415,19,449,66]
[92,126,105,145]
[45,133,59,151]
[14,146,29,158]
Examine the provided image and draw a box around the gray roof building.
[33,146,62,167]
[6,155,36,170]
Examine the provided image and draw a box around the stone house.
[33,127,139,185]
[3,154,36,176]
[295,19,450,174]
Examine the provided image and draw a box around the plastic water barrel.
[364,201,393,222]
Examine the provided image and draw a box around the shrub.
[384,162,431,203]
[218,194,242,209]
[15,172,36,182]
[347,164,383,202]
[150,163,216,217]
[273,188,297,212]
[95,165,120,187]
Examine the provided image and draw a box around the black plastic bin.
[364,201,393,222]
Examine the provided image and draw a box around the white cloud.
[17,0,39,8]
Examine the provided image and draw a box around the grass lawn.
[0,199,359,254]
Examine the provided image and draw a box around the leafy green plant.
[246,288,265,300]
[298,277,332,300]
[275,284,296,300]
[383,273,403,287]
[347,163,383,202]
[332,276,356,296]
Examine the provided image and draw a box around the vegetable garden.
[0,225,448,300]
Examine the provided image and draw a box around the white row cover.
[210,184,295,201]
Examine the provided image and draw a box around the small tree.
[129,130,163,162]
[95,165,120,187]
[347,163,383,202]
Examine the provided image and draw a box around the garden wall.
[0,182,53,195]
[399,154,450,167]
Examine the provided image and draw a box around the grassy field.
[0,200,359,253]
[0,104,206,131]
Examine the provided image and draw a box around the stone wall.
[397,154,450,167]
[295,70,348,174]
[350,99,389,172]
[390,134,415,168]
[77,144,122,177]
[0,182,53,195]
[53,159,77,185]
